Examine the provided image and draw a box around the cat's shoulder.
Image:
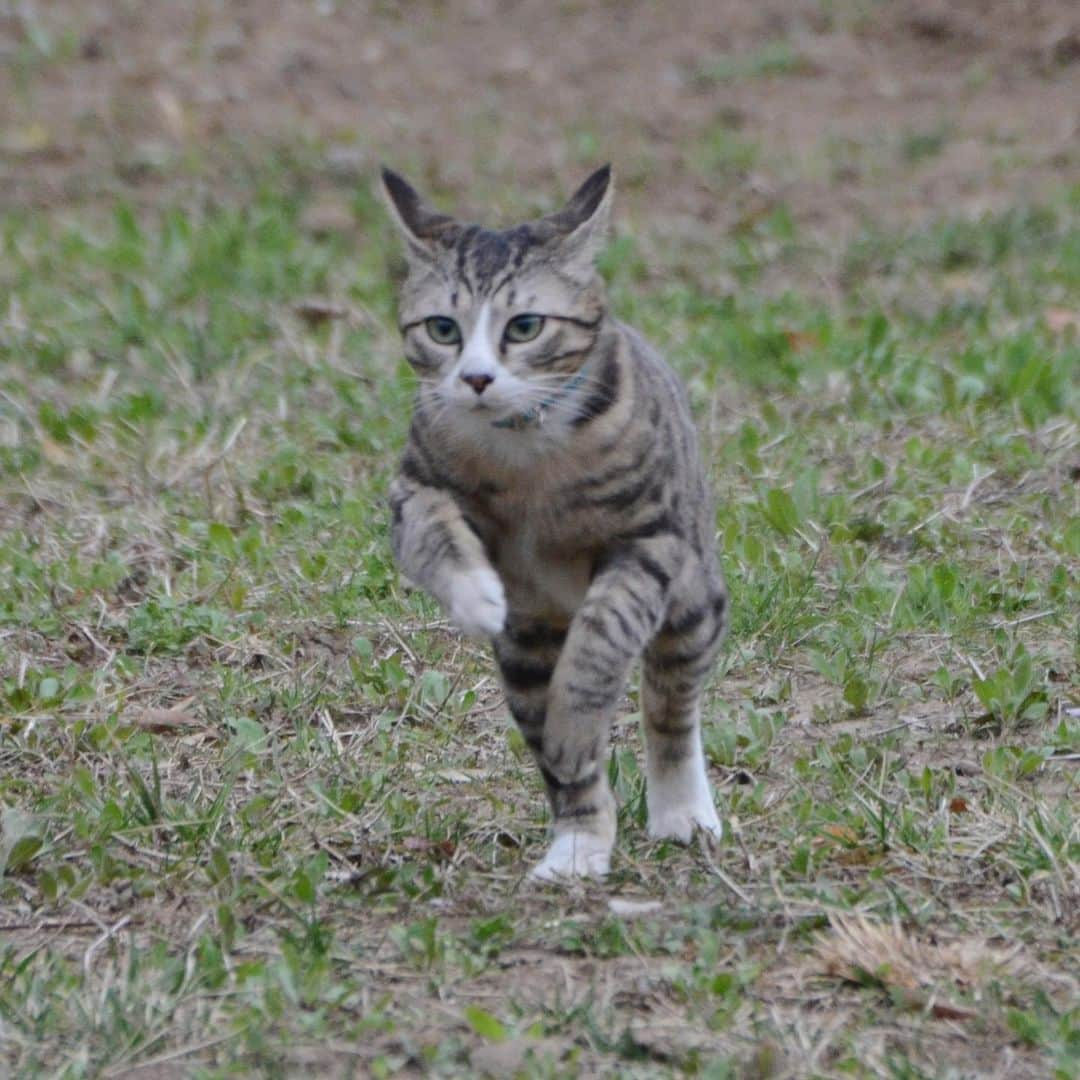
[613,319,686,397]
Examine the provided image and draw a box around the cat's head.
[381,166,612,429]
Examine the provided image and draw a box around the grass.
[690,40,817,86]
[0,162,1078,1077]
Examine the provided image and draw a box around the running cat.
[383,165,727,881]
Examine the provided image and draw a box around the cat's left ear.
[545,165,613,271]
[379,167,457,261]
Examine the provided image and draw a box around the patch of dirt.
[1,0,1078,249]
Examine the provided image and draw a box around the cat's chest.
[478,489,594,617]
[497,521,592,616]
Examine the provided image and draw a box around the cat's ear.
[544,164,613,270]
[379,167,457,259]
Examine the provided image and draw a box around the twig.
[0,920,102,933]
[700,845,754,906]
[992,610,1055,629]
[960,652,986,682]
[103,1033,239,1076]
[960,467,996,510]
[83,915,132,977]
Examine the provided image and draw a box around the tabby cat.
[383,165,727,881]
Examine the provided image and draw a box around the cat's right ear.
[543,164,614,274]
[379,168,456,261]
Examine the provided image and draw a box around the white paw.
[645,740,721,843]
[444,566,507,638]
[647,794,722,843]
[529,831,612,883]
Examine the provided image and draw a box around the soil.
[2,0,1078,246]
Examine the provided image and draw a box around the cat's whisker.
[509,373,608,402]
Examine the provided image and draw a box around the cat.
[382,165,727,881]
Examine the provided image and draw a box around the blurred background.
[3,0,1078,266]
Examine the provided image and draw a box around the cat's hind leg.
[495,620,615,881]
[641,586,727,842]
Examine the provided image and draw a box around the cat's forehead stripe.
[455,225,481,283]
[456,225,539,297]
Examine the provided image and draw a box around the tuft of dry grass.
[811,914,1071,1017]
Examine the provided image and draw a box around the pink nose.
[461,373,494,395]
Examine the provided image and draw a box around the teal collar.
[491,366,590,431]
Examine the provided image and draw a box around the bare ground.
[2,0,1079,245]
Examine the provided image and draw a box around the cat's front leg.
[494,620,613,881]
[389,474,506,638]
[530,541,677,880]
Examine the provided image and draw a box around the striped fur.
[383,166,727,881]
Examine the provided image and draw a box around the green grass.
[690,40,817,85]
[0,170,1078,1077]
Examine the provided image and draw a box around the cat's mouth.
[465,399,526,428]
[466,397,519,417]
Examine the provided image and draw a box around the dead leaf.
[820,823,860,845]
[132,706,201,734]
[929,1000,978,1021]
[949,797,969,813]
[835,846,884,866]
[784,329,821,353]
[403,837,456,859]
[300,197,355,237]
[1044,307,1080,335]
[39,437,71,466]
[294,298,349,326]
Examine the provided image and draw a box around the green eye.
[425,316,461,346]
[504,314,545,343]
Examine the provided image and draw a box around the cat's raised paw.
[445,567,507,638]
[529,831,611,883]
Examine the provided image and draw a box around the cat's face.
[382,167,612,430]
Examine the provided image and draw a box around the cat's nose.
[461,372,494,395]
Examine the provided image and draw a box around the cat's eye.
[503,314,545,343]
[425,316,461,346]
